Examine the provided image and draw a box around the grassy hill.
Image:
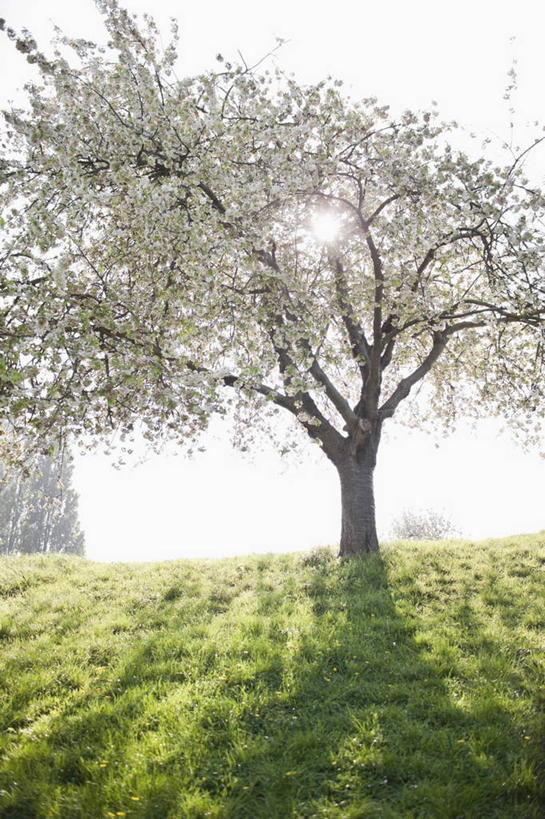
[1,535,544,818]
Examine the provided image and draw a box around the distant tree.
[1,1,544,554]
[0,450,85,555]
[391,508,460,541]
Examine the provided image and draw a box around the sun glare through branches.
[311,211,342,243]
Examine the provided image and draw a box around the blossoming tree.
[1,1,544,553]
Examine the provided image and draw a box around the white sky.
[1,0,545,560]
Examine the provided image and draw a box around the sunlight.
[311,211,342,243]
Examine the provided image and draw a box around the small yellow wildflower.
[130,796,140,801]
[285,771,297,776]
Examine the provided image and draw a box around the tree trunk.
[336,431,381,556]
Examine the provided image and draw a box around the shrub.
[391,508,460,540]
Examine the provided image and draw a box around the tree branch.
[410,223,489,292]
[308,359,357,429]
[367,193,401,225]
[460,298,544,326]
[380,334,396,370]
[198,181,227,215]
[363,224,384,418]
[332,256,371,369]
[379,331,449,418]
[187,359,344,459]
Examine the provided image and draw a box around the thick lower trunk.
[338,457,379,555]
[334,423,382,555]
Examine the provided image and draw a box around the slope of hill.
[1,535,544,818]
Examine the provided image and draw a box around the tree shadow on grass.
[1,551,543,818]
[216,552,544,818]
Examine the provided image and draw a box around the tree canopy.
[1,1,544,552]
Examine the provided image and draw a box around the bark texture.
[335,426,381,556]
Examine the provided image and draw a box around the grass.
[0,534,544,818]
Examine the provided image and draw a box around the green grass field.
[1,534,544,818]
